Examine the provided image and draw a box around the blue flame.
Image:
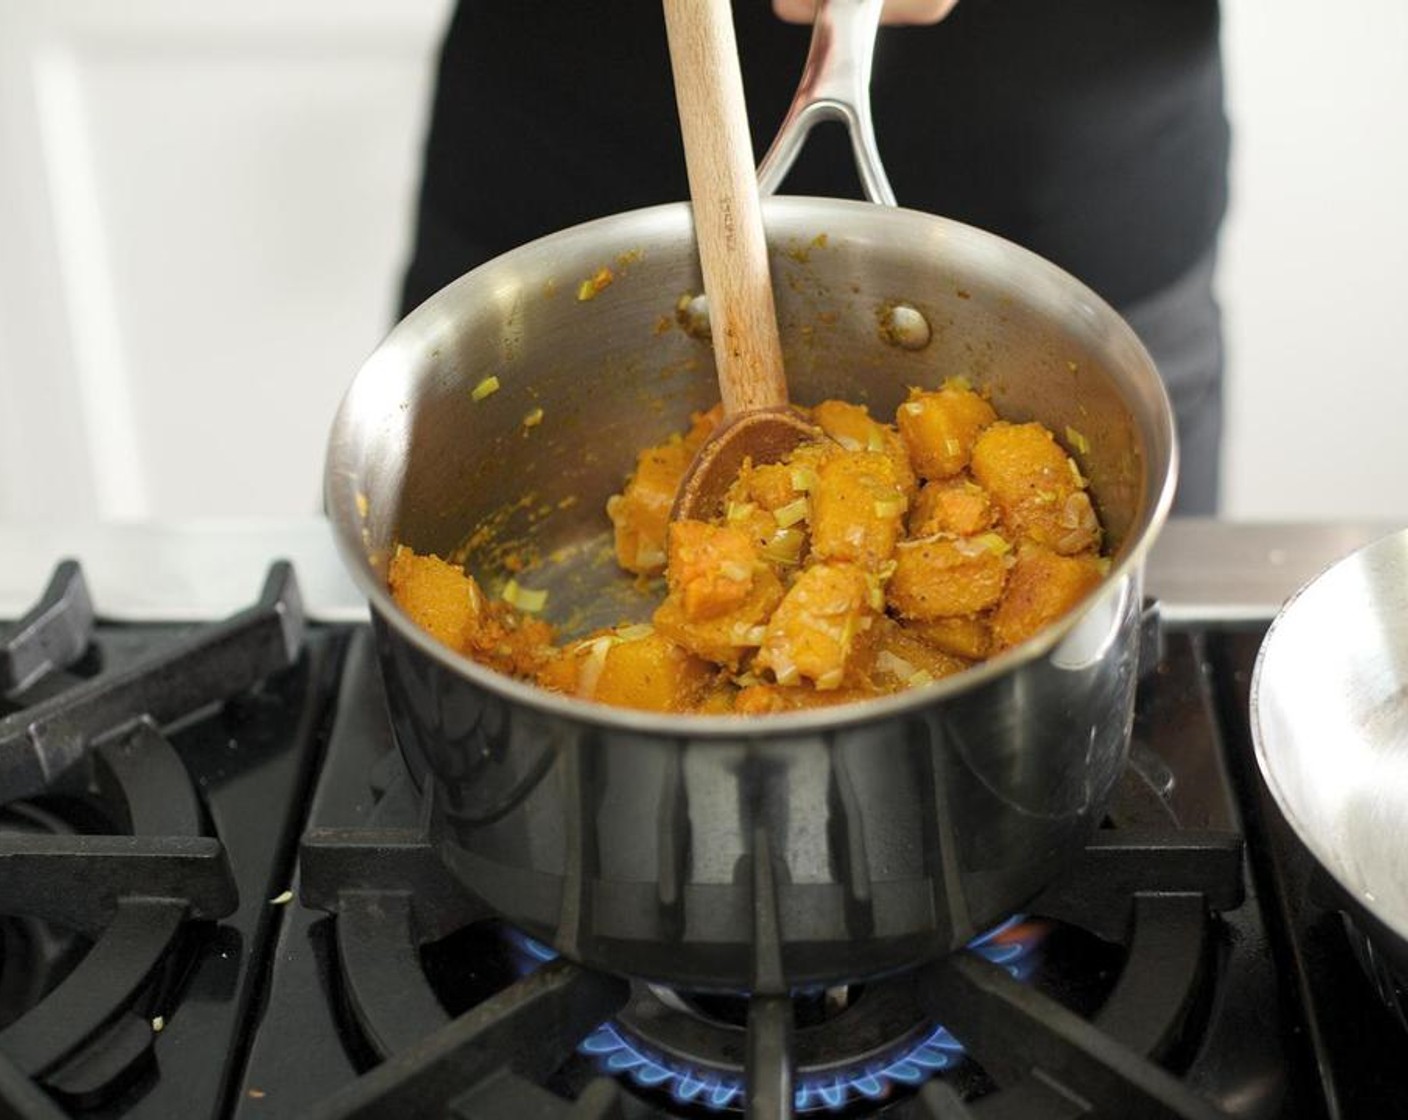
[505,915,1045,1113]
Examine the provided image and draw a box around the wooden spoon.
[662,0,819,521]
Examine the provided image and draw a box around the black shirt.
[400,1,1228,316]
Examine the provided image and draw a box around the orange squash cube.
[871,619,971,689]
[895,384,997,480]
[654,567,785,669]
[592,631,715,712]
[812,400,917,497]
[908,615,993,661]
[970,422,1101,554]
[388,545,485,654]
[389,545,554,676]
[885,535,1008,620]
[734,682,874,715]
[991,546,1105,650]
[537,627,713,712]
[605,437,690,575]
[755,563,878,690]
[666,520,760,621]
[810,451,908,568]
[909,477,995,538]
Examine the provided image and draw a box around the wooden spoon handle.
[663,0,788,417]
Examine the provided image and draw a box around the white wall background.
[0,0,1404,524]
[0,0,454,520]
[1219,1,1408,519]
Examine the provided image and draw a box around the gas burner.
[581,976,964,1114]
[505,919,1048,1113]
[298,714,1243,1120]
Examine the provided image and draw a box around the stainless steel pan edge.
[1249,527,1408,990]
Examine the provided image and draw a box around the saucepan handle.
[757,0,897,207]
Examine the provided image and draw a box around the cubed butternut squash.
[605,438,691,575]
[909,476,995,538]
[871,619,971,689]
[907,615,993,661]
[895,383,997,480]
[885,535,1009,620]
[388,544,484,653]
[812,399,918,498]
[810,451,908,568]
[970,422,1101,554]
[653,567,785,669]
[666,520,761,621]
[755,563,878,690]
[990,546,1105,650]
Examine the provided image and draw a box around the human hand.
[772,0,958,25]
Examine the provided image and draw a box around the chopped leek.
[873,494,906,519]
[876,650,917,680]
[815,669,844,691]
[774,497,809,527]
[740,625,768,645]
[634,544,666,570]
[977,532,1012,556]
[761,528,805,565]
[790,467,820,492]
[576,267,614,301]
[502,578,548,613]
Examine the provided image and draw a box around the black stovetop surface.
[1,562,1405,1119]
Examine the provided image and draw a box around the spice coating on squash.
[390,379,1111,714]
[991,546,1106,651]
[909,477,995,538]
[885,536,1008,620]
[896,382,997,480]
[809,451,908,568]
[754,563,878,690]
[667,520,761,621]
[970,422,1101,555]
[605,405,724,575]
[388,544,553,678]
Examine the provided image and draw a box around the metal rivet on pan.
[879,303,931,350]
[676,293,712,340]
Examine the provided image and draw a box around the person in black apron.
[399,1,1229,514]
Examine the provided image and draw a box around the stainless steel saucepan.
[1251,527,1408,1027]
[323,0,1177,991]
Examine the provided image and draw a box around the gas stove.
[1,521,1404,1119]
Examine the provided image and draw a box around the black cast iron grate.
[0,561,306,1112]
[296,792,1242,1120]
